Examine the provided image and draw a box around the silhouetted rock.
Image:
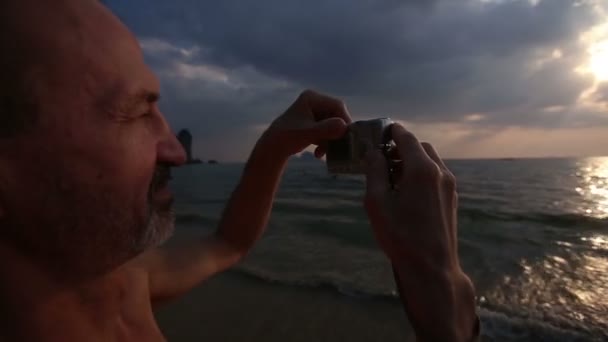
[176,129,220,165]
[177,129,193,163]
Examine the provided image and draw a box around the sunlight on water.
[565,253,608,323]
[487,247,608,331]
[581,235,608,250]
[486,223,608,332]
[574,157,608,218]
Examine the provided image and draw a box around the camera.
[326,118,394,174]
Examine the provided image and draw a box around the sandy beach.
[154,270,416,342]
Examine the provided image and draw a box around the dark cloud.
[103,0,607,160]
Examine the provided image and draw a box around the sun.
[589,40,608,81]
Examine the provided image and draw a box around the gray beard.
[137,207,175,250]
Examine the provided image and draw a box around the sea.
[170,157,608,341]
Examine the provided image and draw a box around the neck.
[0,241,129,341]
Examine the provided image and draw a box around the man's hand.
[364,124,479,342]
[261,89,352,159]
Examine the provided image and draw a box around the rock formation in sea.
[177,129,193,163]
[176,129,218,164]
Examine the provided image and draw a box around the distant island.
[176,129,219,165]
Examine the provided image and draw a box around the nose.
[158,129,187,167]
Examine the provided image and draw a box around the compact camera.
[326,118,394,174]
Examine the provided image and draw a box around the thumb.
[309,118,348,141]
[364,145,390,208]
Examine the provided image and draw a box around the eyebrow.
[118,89,160,114]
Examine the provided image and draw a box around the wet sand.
[154,270,416,342]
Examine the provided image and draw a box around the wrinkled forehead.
[7,0,159,107]
[71,0,160,99]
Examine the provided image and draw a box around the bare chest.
[24,271,167,342]
[107,271,167,342]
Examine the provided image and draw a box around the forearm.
[392,264,479,342]
[144,137,288,304]
[215,135,288,254]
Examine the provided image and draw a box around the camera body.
[326,118,393,174]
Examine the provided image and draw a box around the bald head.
[0,0,184,279]
[0,0,151,139]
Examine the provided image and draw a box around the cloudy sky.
[104,0,608,162]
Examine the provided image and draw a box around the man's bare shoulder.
[110,261,167,342]
[128,237,242,306]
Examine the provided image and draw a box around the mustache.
[150,165,172,193]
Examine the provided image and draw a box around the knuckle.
[299,89,316,100]
[394,129,417,145]
[335,99,347,111]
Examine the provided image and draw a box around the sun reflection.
[581,235,608,250]
[486,250,608,331]
[575,157,608,219]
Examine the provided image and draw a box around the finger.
[299,89,353,124]
[389,159,404,186]
[420,142,448,170]
[390,124,430,164]
[309,117,348,142]
[421,142,458,247]
[364,146,390,204]
[421,141,457,193]
[387,144,401,160]
[313,141,327,158]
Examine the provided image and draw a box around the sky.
[104,0,608,162]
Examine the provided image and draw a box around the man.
[0,0,479,341]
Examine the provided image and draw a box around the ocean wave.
[175,207,606,250]
[231,266,398,300]
[230,267,606,341]
[459,208,607,230]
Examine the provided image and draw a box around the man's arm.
[392,265,479,341]
[364,124,479,341]
[136,90,351,306]
[139,137,288,306]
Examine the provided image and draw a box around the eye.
[140,110,155,118]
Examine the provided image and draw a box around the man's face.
[0,0,186,277]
